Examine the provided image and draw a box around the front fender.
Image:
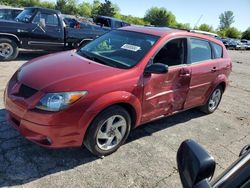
[0,33,21,46]
[78,91,142,138]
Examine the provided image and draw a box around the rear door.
[28,10,64,48]
[184,38,220,109]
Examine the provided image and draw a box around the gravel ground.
[0,50,249,188]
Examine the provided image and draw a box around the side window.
[154,38,187,66]
[114,21,122,28]
[33,12,59,26]
[45,13,59,26]
[14,10,21,18]
[211,42,223,59]
[32,12,41,23]
[190,38,212,63]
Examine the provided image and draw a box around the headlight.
[36,91,88,111]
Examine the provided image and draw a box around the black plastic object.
[239,144,250,157]
[177,139,215,188]
[144,63,168,74]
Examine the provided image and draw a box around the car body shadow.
[127,108,204,143]
[0,108,204,186]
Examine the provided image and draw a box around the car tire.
[200,86,223,114]
[0,38,19,61]
[84,105,131,156]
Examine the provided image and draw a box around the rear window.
[94,17,111,27]
[211,42,223,59]
[190,38,212,63]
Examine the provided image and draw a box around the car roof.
[120,26,223,45]
[120,26,182,37]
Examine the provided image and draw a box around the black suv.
[0,7,23,20]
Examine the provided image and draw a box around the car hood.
[0,19,29,30]
[18,51,125,92]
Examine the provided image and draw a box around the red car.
[4,26,232,156]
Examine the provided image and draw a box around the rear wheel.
[84,105,131,156]
[200,86,223,114]
[0,38,19,61]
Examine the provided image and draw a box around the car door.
[142,38,191,123]
[28,11,64,48]
[184,38,220,109]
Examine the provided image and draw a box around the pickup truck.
[93,15,130,29]
[0,7,128,61]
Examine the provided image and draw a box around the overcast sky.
[49,0,250,31]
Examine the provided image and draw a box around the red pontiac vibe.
[4,26,232,156]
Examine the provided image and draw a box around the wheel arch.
[112,102,137,129]
[0,33,21,47]
[79,91,142,140]
[202,75,228,106]
[213,73,228,93]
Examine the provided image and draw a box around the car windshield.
[15,8,36,23]
[77,30,159,69]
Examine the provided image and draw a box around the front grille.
[15,84,38,98]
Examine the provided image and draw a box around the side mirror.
[239,144,250,157]
[24,16,30,23]
[78,38,93,48]
[39,18,46,28]
[144,63,168,75]
[177,139,215,188]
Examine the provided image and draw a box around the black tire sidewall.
[0,38,19,61]
[84,105,131,156]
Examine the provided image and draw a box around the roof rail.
[168,26,191,31]
[190,30,218,37]
[143,25,191,32]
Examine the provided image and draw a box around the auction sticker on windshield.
[121,44,141,52]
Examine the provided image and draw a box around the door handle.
[180,73,190,77]
[211,67,217,72]
[179,68,191,77]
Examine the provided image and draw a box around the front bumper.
[4,80,84,148]
[6,110,82,148]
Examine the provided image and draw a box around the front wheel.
[0,38,19,61]
[200,86,223,114]
[84,105,131,156]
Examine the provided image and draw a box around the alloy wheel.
[96,115,127,151]
[0,43,13,58]
[208,88,222,112]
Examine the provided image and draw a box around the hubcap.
[0,43,13,58]
[96,115,127,151]
[208,89,222,111]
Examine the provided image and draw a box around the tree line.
[1,0,250,39]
